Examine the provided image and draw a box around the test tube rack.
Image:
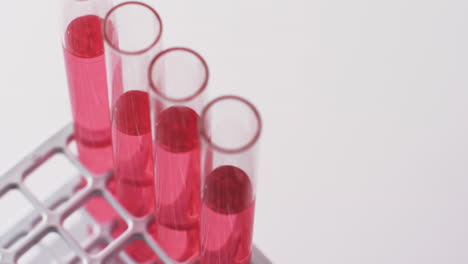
[0,124,271,264]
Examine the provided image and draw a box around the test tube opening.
[200,96,262,154]
[149,47,209,103]
[103,1,163,55]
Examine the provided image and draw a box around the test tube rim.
[102,1,163,56]
[199,95,262,154]
[148,47,210,103]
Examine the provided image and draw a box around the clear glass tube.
[148,47,209,262]
[102,2,163,261]
[60,0,114,223]
[199,96,262,264]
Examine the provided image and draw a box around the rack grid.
[0,124,271,264]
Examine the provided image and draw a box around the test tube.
[199,96,262,264]
[60,0,114,223]
[102,2,163,261]
[148,47,209,262]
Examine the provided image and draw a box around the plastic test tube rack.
[0,124,272,264]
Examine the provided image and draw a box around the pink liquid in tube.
[112,90,155,217]
[152,106,201,261]
[63,15,114,222]
[201,165,255,264]
[111,90,156,262]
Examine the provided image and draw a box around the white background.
[1,0,468,263]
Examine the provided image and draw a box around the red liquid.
[111,90,156,262]
[112,90,154,217]
[63,15,114,222]
[152,106,201,261]
[201,166,255,264]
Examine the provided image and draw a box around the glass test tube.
[199,96,262,264]
[60,0,114,223]
[148,47,209,262]
[103,2,163,262]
